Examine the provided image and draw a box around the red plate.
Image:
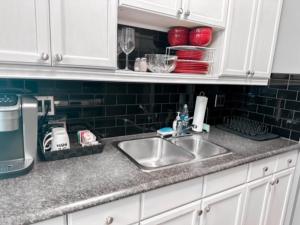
[176,50,204,60]
[176,62,209,67]
[174,69,208,74]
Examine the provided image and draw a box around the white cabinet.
[199,185,245,225]
[141,201,201,225]
[0,0,51,65]
[141,177,203,219]
[272,0,300,74]
[118,0,182,18]
[264,168,295,225]
[49,0,117,68]
[241,176,272,225]
[68,195,140,225]
[0,0,117,69]
[248,0,283,78]
[183,0,229,28]
[220,0,283,79]
[33,216,67,225]
[119,0,228,29]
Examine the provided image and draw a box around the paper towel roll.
[192,96,208,132]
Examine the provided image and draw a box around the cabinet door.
[0,0,51,65]
[220,0,257,77]
[248,0,283,78]
[50,0,117,68]
[264,168,295,225]
[33,216,67,225]
[184,0,229,28]
[200,185,245,225]
[241,176,272,225]
[119,0,182,18]
[141,201,201,225]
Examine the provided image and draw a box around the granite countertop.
[0,128,299,225]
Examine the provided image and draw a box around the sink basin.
[170,135,230,160]
[117,137,195,170]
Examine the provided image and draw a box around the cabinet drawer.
[247,157,277,182]
[202,164,248,197]
[68,195,140,225]
[34,216,67,225]
[276,150,298,172]
[141,177,203,219]
[141,200,201,225]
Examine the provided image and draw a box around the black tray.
[38,135,104,161]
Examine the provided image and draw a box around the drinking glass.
[117,29,122,69]
[120,27,135,70]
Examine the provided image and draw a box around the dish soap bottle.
[173,112,181,131]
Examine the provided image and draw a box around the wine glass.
[117,29,122,69]
[120,27,135,70]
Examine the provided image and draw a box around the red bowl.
[168,27,189,46]
[189,27,213,46]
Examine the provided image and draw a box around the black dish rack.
[217,116,279,141]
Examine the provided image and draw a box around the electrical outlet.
[214,94,225,107]
[36,96,55,116]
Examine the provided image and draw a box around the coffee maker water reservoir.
[0,95,37,179]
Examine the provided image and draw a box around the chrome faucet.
[174,117,194,137]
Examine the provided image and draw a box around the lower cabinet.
[67,195,140,225]
[242,168,295,225]
[264,168,295,225]
[33,216,67,225]
[141,201,201,225]
[199,185,245,225]
[241,176,272,225]
[33,152,298,225]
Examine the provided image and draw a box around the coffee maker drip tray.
[0,158,34,179]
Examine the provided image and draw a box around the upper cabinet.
[118,0,183,18]
[0,0,51,65]
[50,0,117,68]
[219,0,283,79]
[272,0,300,74]
[0,0,117,69]
[119,0,229,30]
[183,0,229,28]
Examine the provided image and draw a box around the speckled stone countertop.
[0,128,299,225]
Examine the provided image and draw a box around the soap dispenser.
[173,112,181,131]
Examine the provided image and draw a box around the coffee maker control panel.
[0,94,18,106]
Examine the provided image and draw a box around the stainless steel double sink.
[117,134,230,171]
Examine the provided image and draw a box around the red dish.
[174,69,209,74]
[176,50,204,60]
[176,61,209,67]
[168,27,189,46]
[189,27,213,46]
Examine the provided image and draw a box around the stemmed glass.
[120,27,135,70]
[117,29,122,69]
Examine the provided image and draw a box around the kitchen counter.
[0,128,299,225]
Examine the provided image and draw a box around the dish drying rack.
[217,116,279,141]
[165,45,215,74]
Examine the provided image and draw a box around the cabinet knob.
[105,216,114,224]
[198,209,203,216]
[205,206,211,213]
[40,53,49,61]
[184,10,191,17]
[270,180,276,186]
[263,167,269,173]
[275,178,280,184]
[288,159,293,164]
[177,8,184,15]
[246,70,251,77]
[55,54,63,62]
[251,71,255,76]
